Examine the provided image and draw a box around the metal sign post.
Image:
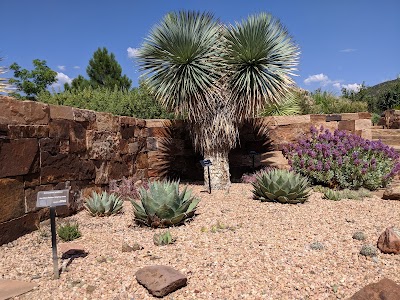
[200,159,212,194]
[249,151,258,170]
[36,189,69,279]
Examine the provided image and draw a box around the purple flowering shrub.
[109,176,149,200]
[282,126,400,190]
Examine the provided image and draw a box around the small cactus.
[310,241,324,250]
[352,231,366,241]
[153,230,176,246]
[360,244,377,257]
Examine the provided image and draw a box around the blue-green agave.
[84,191,124,216]
[130,180,200,228]
[252,169,310,204]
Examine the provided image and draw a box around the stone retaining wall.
[0,96,372,244]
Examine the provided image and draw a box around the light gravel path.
[1,183,400,299]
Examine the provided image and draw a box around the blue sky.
[2,0,399,94]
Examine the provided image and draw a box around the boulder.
[59,242,86,258]
[377,227,400,254]
[349,278,400,300]
[0,138,39,177]
[136,265,187,297]
[0,279,37,299]
[383,185,400,200]
[0,178,25,223]
[0,97,49,125]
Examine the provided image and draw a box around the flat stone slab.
[0,279,37,300]
[136,265,187,297]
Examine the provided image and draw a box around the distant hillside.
[364,78,400,98]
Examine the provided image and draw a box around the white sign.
[36,189,69,207]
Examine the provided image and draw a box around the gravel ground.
[1,183,400,300]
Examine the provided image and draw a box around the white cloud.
[304,73,330,85]
[51,72,73,90]
[332,82,341,89]
[57,65,66,71]
[341,83,361,92]
[127,47,140,58]
[340,48,356,53]
[73,66,80,69]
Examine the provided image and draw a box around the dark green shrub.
[283,126,400,190]
[57,222,81,242]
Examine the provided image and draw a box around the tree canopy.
[66,47,132,90]
[8,59,57,99]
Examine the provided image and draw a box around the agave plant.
[84,191,124,216]
[252,169,310,204]
[130,180,200,228]
[323,188,342,201]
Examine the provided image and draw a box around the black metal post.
[50,207,59,279]
[207,165,211,194]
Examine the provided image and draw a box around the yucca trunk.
[203,150,231,190]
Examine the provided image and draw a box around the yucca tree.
[137,11,299,189]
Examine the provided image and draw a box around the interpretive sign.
[36,189,69,280]
[36,189,69,207]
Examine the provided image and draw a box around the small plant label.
[36,189,69,280]
[36,189,69,207]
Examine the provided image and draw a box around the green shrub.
[131,180,200,228]
[57,222,81,242]
[252,169,310,204]
[153,230,176,246]
[283,126,400,190]
[352,231,366,241]
[84,191,123,216]
[37,83,175,119]
[360,244,378,257]
[298,89,368,114]
[310,241,324,250]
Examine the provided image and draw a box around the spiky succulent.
[153,230,176,246]
[323,188,342,201]
[252,169,310,204]
[84,191,124,216]
[131,180,200,228]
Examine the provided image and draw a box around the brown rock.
[377,227,400,254]
[383,186,400,200]
[136,265,187,297]
[49,104,74,120]
[0,138,39,177]
[0,97,49,125]
[40,153,95,184]
[96,112,119,132]
[349,278,400,300]
[72,108,97,129]
[0,279,37,299]
[338,120,355,132]
[86,131,120,160]
[59,242,86,258]
[0,210,44,245]
[0,178,25,223]
[8,125,49,139]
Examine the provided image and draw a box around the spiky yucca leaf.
[84,191,123,216]
[225,13,299,120]
[130,180,200,228]
[252,169,310,204]
[260,89,301,116]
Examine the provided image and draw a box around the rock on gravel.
[348,278,400,300]
[136,265,187,297]
[383,185,400,200]
[377,227,400,254]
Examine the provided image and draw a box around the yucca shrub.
[283,126,400,190]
